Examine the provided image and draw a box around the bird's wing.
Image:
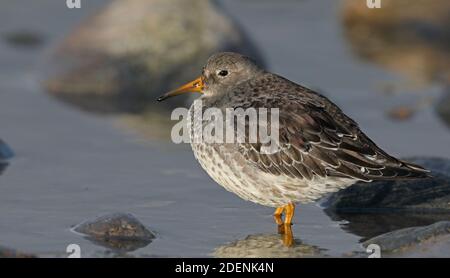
[226,73,429,182]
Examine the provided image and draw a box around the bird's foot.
[274,203,296,235]
[273,206,284,227]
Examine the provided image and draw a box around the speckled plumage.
[182,52,429,207]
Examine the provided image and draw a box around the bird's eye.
[218,70,228,77]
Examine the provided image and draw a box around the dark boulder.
[324,157,450,212]
[362,221,450,256]
[325,210,450,242]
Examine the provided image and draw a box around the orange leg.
[273,203,296,247]
[273,203,296,236]
[284,203,295,225]
[273,206,285,234]
[273,206,284,226]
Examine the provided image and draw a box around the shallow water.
[1,0,450,257]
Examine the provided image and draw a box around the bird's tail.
[402,160,432,178]
[380,159,431,180]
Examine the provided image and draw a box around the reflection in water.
[277,224,294,247]
[325,209,450,242]
[211,209,317,257]
[0,163,8,176]
[82,235,153,255]
[342,0,450,85]
[114,108,180,141]
[213,230,326,258]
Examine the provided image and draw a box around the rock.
[213,234,325,258]
[342,0,450,85]
[326,210,450,242]
[73,212,154,239]
[0,139,14,160]
[73,212,155,252]
[0,246,37,258]
[362,221,450,256]
[0,139,13,175]
[45,0,265,113]
[387,106,415,121]
[436,87,450,128]
[324,157,450,212]
[2,30,45,48]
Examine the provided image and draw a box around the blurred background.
[0,0,449,257]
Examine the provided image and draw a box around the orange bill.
[157,76,204,101]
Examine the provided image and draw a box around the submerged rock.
[0,246,37,258]
[362,221,450,256]
[0,139,13,175]
[73,212,155,252]
[2,30,45,49]
[324,157,450,212]
[45,0,264,113]
[0,139,14,160]
[213,234,325,258]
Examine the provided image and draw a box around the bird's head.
[157,52,262,101]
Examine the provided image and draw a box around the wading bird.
[158,52,429,246]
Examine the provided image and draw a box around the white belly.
[191,142,355,207]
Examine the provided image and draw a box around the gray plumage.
[171,52,430,207]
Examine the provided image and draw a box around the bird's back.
[213,72,430,183]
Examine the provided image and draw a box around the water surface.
[1,0,449,257]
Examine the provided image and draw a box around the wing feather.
[226,73,430,182]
